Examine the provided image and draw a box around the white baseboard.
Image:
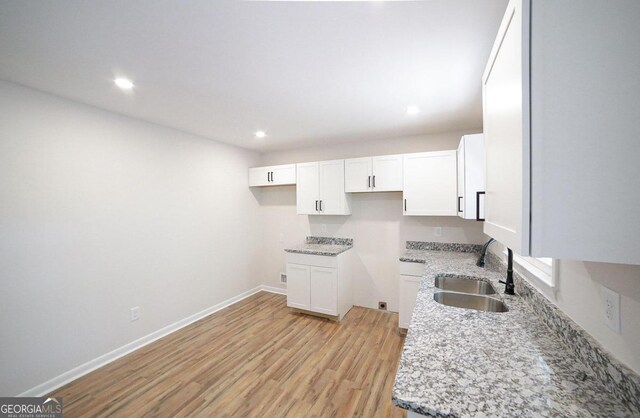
[260,284,287,295]
[18,285,283,397]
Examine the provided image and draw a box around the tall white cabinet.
[483,0,640,265]
[457,134,485,221]
[344,154,403,193]
[296,160,351,215]
[403,151,457,216]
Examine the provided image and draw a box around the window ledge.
[503,250,557,290]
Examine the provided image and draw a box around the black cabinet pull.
[270,172,274,182]
[315,200,318,211]
[372,175,376,188]
[404,199,407,211]
[267,172,270,182]
[319,200,323,212]
[457,196,463,213]
[476,191,485,221]
[368,176,371,188]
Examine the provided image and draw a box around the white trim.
[261,285,287,295]
[18,285,285,397]
[504,250,558,292]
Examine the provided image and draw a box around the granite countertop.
[284,236,353,257]
[393,249,637,417]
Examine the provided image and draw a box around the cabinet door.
[296,162,320,215]
[463,134,486,220]
[372,154,403,192]
[344,157,372,193]
[482,0,529,254]
[248,167,270,187]
[457,139,465,218]
[403,151,457,216]
[286,263,310,310]
[271,164,296,186]
[399,275,421,329]
[319,160,350,215]
[310,266,338,316]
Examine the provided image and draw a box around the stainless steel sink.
[433,291,508,313]
[435,276,496,295]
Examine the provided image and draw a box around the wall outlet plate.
[378,301,387,310]
[130,306,140,322]
[280,272,287,284]
[434,227,442,237]
[600,285,621,334]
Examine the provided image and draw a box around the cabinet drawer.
[399,261,425,276]
[286,252,339,268]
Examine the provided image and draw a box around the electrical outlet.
[378,301,387,310]
[322,224,327,234]
[434,227,442,237]
[280,272,287,284]
[600,285,621,334]
[130,306,140,322]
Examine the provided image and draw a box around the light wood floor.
[52,292,407,417]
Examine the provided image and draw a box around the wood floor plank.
[51,292,406,417]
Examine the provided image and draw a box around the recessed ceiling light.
[114,77,134,90]
[406,106,420,115]
[255,131,266,138]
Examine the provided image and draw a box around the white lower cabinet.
[399,261,425,330]
[286,251,353,320]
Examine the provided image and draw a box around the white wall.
[258,132,487,311]
[489,243,640,374]
[0,81,263,395]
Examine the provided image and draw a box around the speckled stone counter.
[393,250,638,417]
[284,236,353,257]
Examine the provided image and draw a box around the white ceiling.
[0,0,507,151]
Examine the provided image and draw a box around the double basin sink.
[433,276,508,313]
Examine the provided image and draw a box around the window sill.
[503,250,557,290]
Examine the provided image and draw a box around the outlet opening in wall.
[280,272,287,284]
[378,301,387,310]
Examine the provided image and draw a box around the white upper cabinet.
[344,154,403,193]
[403,151,457,216]
[457,134,485,220]
[249,164,296,187]
[296,160,351,215]
[483,0,640,265]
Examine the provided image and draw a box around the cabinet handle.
[315,200,319,211]
[368,175,371,188]
[372,175,376,188]
[319,200,323,212]
[457,196,463,213]
[270,172,274,182]
[267,172,270,182]
[404,199,407,212]
[476,191,485,221]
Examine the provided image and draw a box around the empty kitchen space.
[1,1,639,417]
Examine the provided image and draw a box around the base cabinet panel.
[286,264,311,310]
[309,266,338,315]
[399,265,423,330]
